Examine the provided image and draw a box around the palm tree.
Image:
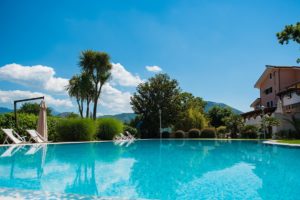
[80,72,94,118]
[66,75,84,117]
[261,116,280,138]
[79,50,112,120]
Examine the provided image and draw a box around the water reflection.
[0,140,299,199]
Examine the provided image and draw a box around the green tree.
[19,102,52,116]
[223,114,243,138]
[66,75,84,117]
[79,50,112,120]
[175,92,207,131]
[130,73,181,138]
[277,22,300,63]
[284,115,300,138]
[207,106,233,128]
[262,116,280,137]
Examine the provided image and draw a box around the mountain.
[99,113,137,123]
[0,107,13,114]
[205,101,243,114]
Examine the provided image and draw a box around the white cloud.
[0,90,73,108]
[0,63,68,93]
[99,83,133,114]
[111,63,143,87]
[145,65,162,72]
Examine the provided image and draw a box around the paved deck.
[263,140,300,147]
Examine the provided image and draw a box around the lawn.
[276,140,300,144]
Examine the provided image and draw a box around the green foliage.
[216,126,227,138]
[79,50,112,120]
[0,113,60,142]
[123,124,139,138]
[241,125,258,139]
[131,73,181,138]
[19,102,52,116]
[162,131,170,138]
[174,130,185,138]
[97,118,123,140]
[200,128,216,138]
[223,114,244,138]
[207,106,234,128]
[284,115,300,139]
[65,112,80,118]
[188,128,201,138]
[56,118,96,141]
[277,22,300,63]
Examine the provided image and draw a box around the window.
[270,73,272,79]
[270,101,273,107]
[267,102,270,108]
[264,87,273,95]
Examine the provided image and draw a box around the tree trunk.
[92,84,103,120]
[86,99,91,118]
[76,98,83,118]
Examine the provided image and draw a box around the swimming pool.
[0,140,299,199]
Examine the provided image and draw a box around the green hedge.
[174,130,185,138]
[97,118,123,140]
[200,128,216,138]
[56,118,96,141]
[188,129,201,138]
[241,125,258,139]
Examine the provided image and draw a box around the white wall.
[282,92,300,106]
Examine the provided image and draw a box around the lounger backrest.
[27,130,45,143]
[1,129,22,144]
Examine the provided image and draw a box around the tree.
[262,116,280,138]
[19,102,52,116]
[79,50,112,120]
[175,92,207,131]
[277,22,300,63]
[284,115,300,139]
[130,73,181,138]
[223,114,243,138]
[80,72,94,118]
[66,75,84,117]
[207,106,233,128]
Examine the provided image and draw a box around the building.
[242,65,300,135]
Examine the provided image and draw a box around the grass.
[276,140,300,144]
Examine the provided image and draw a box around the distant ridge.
[205,101,243,114]
[0,107,13,114]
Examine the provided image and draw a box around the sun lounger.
[1,145,23,157]
[125,131,136,140]
[1,129,26,144]
[26,130,47,143]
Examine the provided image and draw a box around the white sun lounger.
[1,145,23,157]
[2,129,26,144]
[125,131,136,140]
[26,130,47,143]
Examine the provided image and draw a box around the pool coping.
[263,140,300,147]
[0,138,266,147]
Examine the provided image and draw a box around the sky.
[0,0,299,115]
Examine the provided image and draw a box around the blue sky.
[0,0,299,114]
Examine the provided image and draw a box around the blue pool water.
[0,140,299,199]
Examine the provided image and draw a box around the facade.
[242,65,300,134]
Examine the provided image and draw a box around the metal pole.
[159,109,162,139]
[14,102,17,128]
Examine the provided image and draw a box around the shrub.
[188,128,201,138]
[123,124,139,138]
[241,125,258,139]
[216,126,227,138]
[162,131,170,138]
[97,118,123,140]
[56,118,96,141]
[174,130,185,138]
[200,128,216,138]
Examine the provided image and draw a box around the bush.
[123,124,139,138]
[241,125,258,139]
[162,131,170,138]
[56,118,96,141]
[174,130,185,138]
[216,126,227,138]
[188,129,201,138]
[97,118,123,140]
[200,128,216,138]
